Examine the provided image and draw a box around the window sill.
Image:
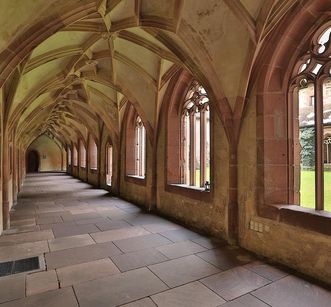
[125,175,146,186]
[259,204,331,236]
[171,183,209,192]
[165,183,211,202]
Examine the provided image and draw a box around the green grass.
[300,170,331,211]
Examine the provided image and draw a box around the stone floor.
[0,173,330,307]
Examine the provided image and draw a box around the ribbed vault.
[0,0,300,152]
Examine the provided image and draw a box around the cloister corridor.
[0,173,329,307]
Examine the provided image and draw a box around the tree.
[300,127,315,168]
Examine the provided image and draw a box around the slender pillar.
[2,131,10,229]
[315,81,324,210]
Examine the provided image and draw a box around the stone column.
[2,130,10,229]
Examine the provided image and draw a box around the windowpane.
[134,117,146,177]
[106,145,112,185]
[73,146,78,167]
[195,112,201,187]
[89,139,98,169]
[68,148,71,165]
[181,81,210,189]
[205,108,210,183]
[298,83,315,209]
[323,78,331,211]
[183,114,190,185]
[80,141,86,168]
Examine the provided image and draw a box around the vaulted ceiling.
[0,0,299,149]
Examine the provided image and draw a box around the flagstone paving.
[0,173,330,307]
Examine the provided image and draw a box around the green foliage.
[300,127,315,167]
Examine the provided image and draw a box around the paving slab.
[151,281,225,307]
[48,234,95,251]
[0,287,79,307]
[120,298,157,307]
[45,241,122,269]
[149,255,220,288]
[0,230,54,246]
[90,226,150,243]
[156,240,206,259]
[201,267,270,300]
[51,223,99,238]
[111,248,168,272]
[252,275,331,307]
[74,267,168,307]
[0,274,25,303]
[114,233,172,253]
[57,258,120,287]
[26,270,59,296]
[0,240,49,262]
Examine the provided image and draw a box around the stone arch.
[255,0,331,212]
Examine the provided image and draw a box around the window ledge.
[165,183,211,202]
[171,183,209,192]
[125,175,146,186]
[260,204,331,236]
[127,175,145,180]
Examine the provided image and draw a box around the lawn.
[300,170,331,211]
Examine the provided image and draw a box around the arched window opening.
[182,81,210,188]
[126,105,147,179]
[73,145,78,167]
[68,147,72,166]
[135,116,146,177]
[89,138,98,170]
[291,23,331,212]
[106,144,113,185]
[324,135,331,164]
[80,140,86,168]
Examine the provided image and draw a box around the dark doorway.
[27,150,39,173]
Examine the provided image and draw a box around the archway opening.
[27,150,40,173]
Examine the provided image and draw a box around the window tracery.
[182,81,210,188]
[290,22,331,211]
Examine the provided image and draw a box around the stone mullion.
[315,79,324,210]
[189,112,196,186]
[200,110,206,187]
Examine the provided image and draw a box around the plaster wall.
[28,135,62,171]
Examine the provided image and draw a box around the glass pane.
[107,146,112,185]
[323,78,331,211]
[195,112,201,187]
[141,126,146,177]
[135,127,140,175]
[298,83,315,209]
[205,108,210,183]
[184,115,190,185]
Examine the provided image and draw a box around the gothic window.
[135,116,146,177]
[73,145,78,167]
[89,138,98,170]
[68,147,71,166]
[181,81,210,188]
[80,140,86,168]
[126,104,147,179]
[290,23,331,211]
[106,143,113,185]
